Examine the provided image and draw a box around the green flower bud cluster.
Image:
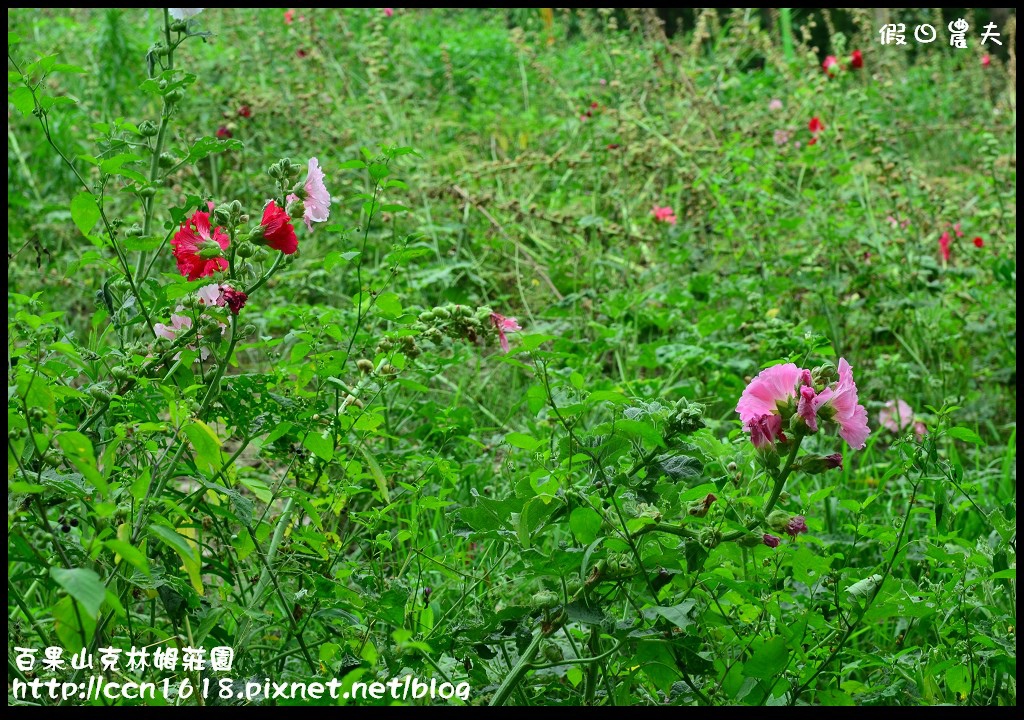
[667,397,707,435]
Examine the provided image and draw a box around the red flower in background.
[238,105,252,118]
[808,117,824,133]
[973,236,984,248]
[939,231,952,262]
[822,55,839,77]
[172,206,230,280]
[259,201,298,255]
[850,50,864,69]
[216,126,232,139]
[982,55,991,68]
[284,9,295,25]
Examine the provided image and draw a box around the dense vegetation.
[7,8,1016,706]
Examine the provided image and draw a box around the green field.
[7,8,1016,706]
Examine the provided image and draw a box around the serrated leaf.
[70,192,100,237]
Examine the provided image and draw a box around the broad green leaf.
[70,192,100,237]
[50,566,106,617]
[569,507,603,544]
[56,431,107,494]
[149,524,203,595]
[742,635,789,679]
[183,419,223,477]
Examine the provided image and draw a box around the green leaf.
[56,431,107,494]
[505,432,542,451]
[182,419,223,477]
[742,635,789,679]
[50,567,106,617]
[947,426,982,445]
[105,539,150,575]
[303,430,334,462]
[945,665,971,698]
[374,291,402,319]
[124,236,163,251]
[569,507,603,545]
[149,524,203,595]
[52,595,96,652]
[70,192,100,237]
[10,85,34,115]
[646,599,697,630]
[357,443,391,502]
[325,250,360,271]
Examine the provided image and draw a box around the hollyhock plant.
[651,206,677,225]
[154,309,192,341]
[287,157,332,231]
[822,55,839,77]
[850,49,864,69]
[171,206,229,281]
[939,231,952,262]
[259,200,298,255]
[878,399,926,439]
[490,312,521,353]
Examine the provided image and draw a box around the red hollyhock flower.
[260,200,298,254]
[221,286,248,315]
[216,126,232,139]
[850,50,863,69]
[822,55,839,77]
[171,206,229,280]
[238,105,252,118]
[808,117,824,133]
[808,137,818,146]
[973,236,984,248]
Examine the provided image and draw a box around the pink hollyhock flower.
[490,312,521,353]
[797,385,828,432]
[651,206,677,225]
[287,157,331,232]
[762,533,781,549]
[785,515,808,536]
[808,117,824,133]
[171,206,229,281]
[822,55,839,77]
[973,236,984,248]
[953,222,964,238]
[913,421,927,439]
[774,129,791,146]
[939,231,951,262]
[749,413,786,448]
[878,398,915,433]
[154,308,192,341]
[768,98,783,111]
[169,8,203,21]
[817,358,870,449]
[384,8,394,17]
[221,286,248,315]
[850,49,863,69]
[284,8,294,24]
[736,363,811,427]
[981,55,991,68]
[197,284,225,307]
[260,200,298,255]
[216,126,232,139]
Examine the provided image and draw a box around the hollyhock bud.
[794,453,844,474]
[767,510,793,533]
[850,50,863,69]
[762,533,781,549]
[687,493,717,518]
[785,515,808,536]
